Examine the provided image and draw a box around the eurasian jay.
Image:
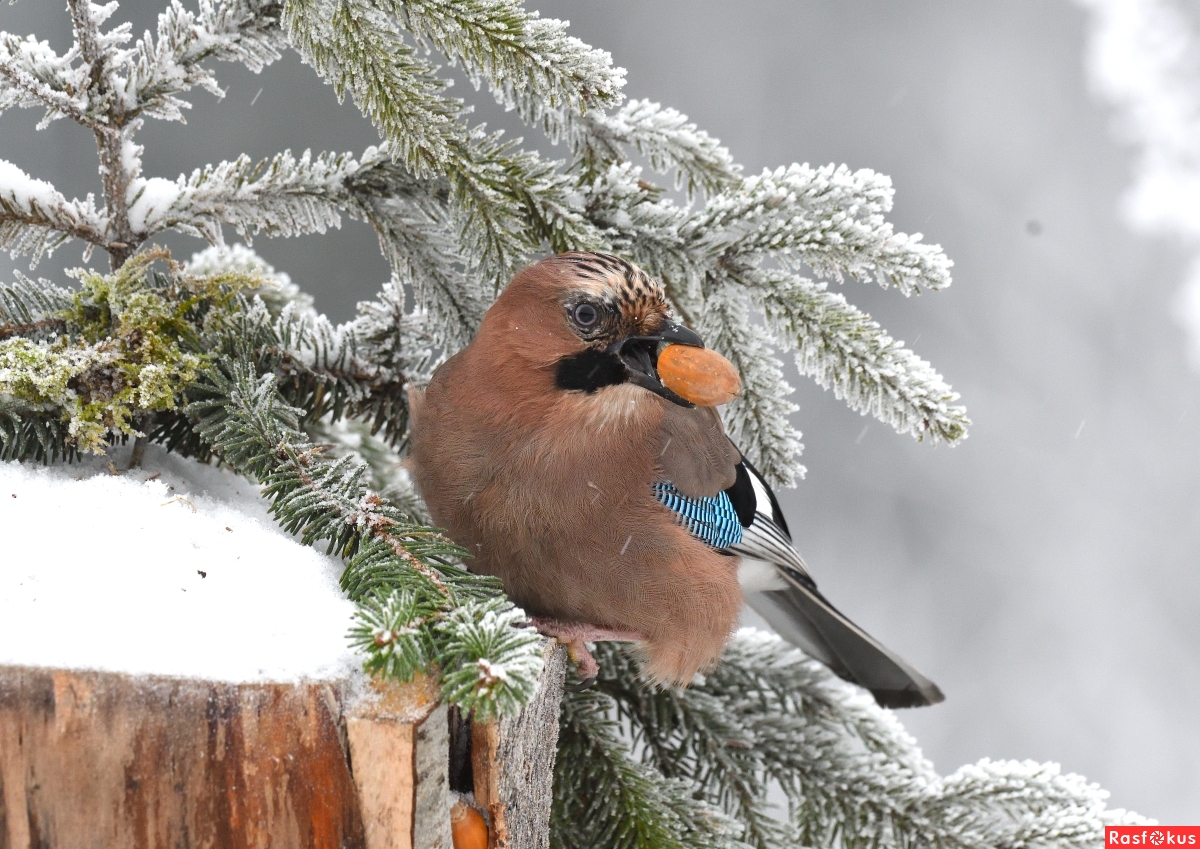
[408,252,943,708]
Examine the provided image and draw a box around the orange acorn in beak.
[657,344,741,407]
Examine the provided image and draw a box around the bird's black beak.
[606,320,704,407]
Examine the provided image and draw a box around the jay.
[408,253,943,707]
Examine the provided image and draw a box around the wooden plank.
[345,674,451,849]
[0,665,367,849]
[472,643,567,849]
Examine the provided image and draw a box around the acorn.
[657,344,741,406]
[451,799,489,849]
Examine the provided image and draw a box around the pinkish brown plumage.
[407,253,742,683]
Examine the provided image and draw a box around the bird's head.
[484,252,708,407]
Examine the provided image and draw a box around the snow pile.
[0,445,361,682]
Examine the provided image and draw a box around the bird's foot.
[529,617,644,689]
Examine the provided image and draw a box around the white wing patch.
[737,556,788,592]
[724,462,813,583]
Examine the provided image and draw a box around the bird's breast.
[557,382,658,433]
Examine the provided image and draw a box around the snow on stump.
[0,450,566,849]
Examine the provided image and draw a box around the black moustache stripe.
[555,348,628,393]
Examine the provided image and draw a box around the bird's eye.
[573,303,599,328]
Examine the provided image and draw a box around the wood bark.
[471,642,567,849]
[0,644,568,849]
[0,665,365,849]
[346,673,451,849]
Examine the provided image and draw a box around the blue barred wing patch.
[653,481,744,550]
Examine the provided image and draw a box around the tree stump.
[0,644,567,849]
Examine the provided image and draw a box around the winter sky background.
[2,0,1199,822]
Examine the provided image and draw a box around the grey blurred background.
[3,0,1197,822]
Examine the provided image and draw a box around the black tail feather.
[745,581,944,708]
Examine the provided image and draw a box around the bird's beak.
[605,320,704,407]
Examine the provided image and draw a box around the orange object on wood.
[657,344,742,406]
[450,801,489,849]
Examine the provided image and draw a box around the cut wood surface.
[0,644,568,849]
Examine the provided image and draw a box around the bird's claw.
[565,675,596,692]
[529,617,644,686]
[565,637,600,680]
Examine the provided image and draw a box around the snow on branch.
[0,160,108,267]
[391,0,624,134]
[130,149,355,242]
[577,99,741,200]
[0,31,100,130]
[567,631,1147,849]
[283,0,464,178]
[67,0,134,112]
[349,166,488,351]
[694,163,953,295]
[750,266,969,445]
[123,0,285,124]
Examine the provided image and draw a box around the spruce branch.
[576,99,741,200]
[187,357,457,580]
[349,153,492,349]
[311,417,432,520]
[0,273,74,339]
[583,647,791,849]
[130,148,356,243]
[0,32,100,130]
[553,686,749,849]
[390,0,624,136]
[0,160,109,266]
[190,294,418,452]
[349,588,438,679]
[443,128,597,284]
[181,245,434,447]
[693,164,953,295]
[748,266,969,444]
[282,0,607,295]
[283,0,464,178]
[572,633,1146,849]
[349,127,602,314]
[124,0,285,124]
[436,599,544,718]
[0,404,78,463]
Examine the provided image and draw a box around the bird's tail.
[744,576,944,708]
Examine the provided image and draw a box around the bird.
[407,252,944,708]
